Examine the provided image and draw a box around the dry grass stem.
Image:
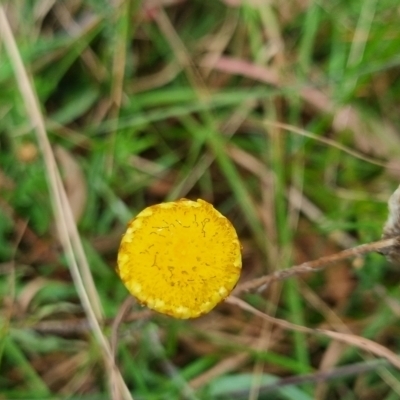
[0,7,133,400]
[228,296,400,370]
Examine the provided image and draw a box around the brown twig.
[234,236,399,295]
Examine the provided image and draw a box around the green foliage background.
[2,0,400,399]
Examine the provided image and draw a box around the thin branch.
[234,236,398,295]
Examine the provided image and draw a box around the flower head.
[117,199,242,319]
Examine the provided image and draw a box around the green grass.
[2,0,400,399]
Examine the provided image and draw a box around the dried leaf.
[18,277,49,313]
[324,263,355,307]
[54,146,87,223]
[381,185,400,263]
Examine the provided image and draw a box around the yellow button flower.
[117,199,242,319]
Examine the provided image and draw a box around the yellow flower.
[117,199,242,319]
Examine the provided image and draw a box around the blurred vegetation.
[2,0,400,399]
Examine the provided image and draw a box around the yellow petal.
[116,199,242,319]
